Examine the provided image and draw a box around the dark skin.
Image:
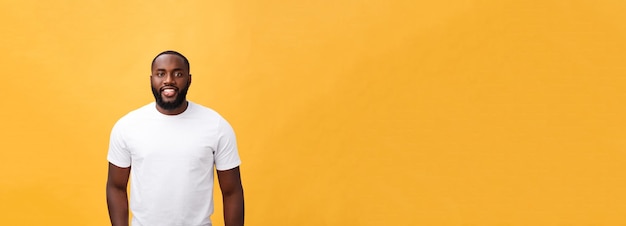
[151,53,192,115]
[217,166,245,226]
[106,163,130,226]
[106,53,244,226]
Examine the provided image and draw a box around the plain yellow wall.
[1,0,626,225]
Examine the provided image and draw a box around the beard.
[151,85,189,110]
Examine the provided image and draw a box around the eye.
[175,72,183,77]
[156,72,165,77]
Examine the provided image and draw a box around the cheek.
[178,78,191,87]
[150,78,161,86]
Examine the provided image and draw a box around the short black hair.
[151,50,190,72]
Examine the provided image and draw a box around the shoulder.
[188,101,226,120]
[113,102,155,127]
[187,101,235,130]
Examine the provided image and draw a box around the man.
[106,50,244,226]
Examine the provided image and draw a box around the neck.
[156,100,189,115]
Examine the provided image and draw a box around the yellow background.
[1,0,625,225]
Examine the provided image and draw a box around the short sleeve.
[107,120,131,168]
[214,117,241,171]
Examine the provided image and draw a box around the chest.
[124,119,218,165]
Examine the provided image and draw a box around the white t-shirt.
[107,101,241,226]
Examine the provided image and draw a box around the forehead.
[152,54,186,70]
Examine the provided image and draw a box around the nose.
[163,74,176,85]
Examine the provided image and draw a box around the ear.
[188,74,192,86]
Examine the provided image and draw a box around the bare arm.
[106,163,130,226]
[217,166,244,226]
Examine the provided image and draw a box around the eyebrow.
[155,68,184,72]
